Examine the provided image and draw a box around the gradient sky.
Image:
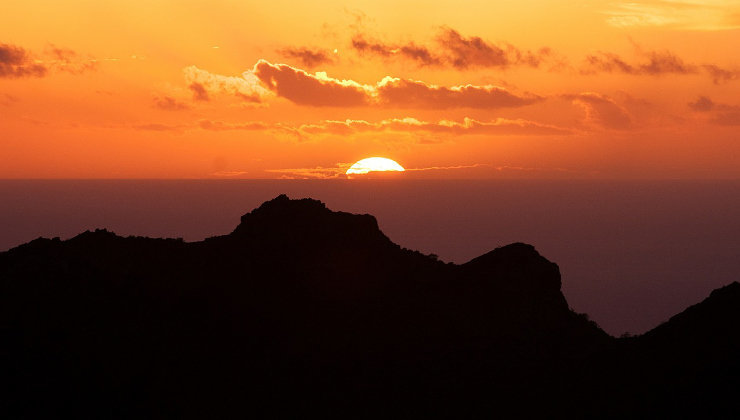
[2,0,740,179]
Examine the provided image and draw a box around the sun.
[346,157,405,175]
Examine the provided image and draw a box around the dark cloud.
[153,96,190,111]
[703,65,740,84]
[688,96,740,126]
[352,36,442,66]
[714,111,740,126]
[376,78,541,109]
[0,43,98,79]
[688,96,714,112]
[437,28,513,69]
[583,50,697,75]
[189,82,210,101]
[583,46,740,84]
[250,59,539,109]
[252,60,372,107]
[351,36,393,57]
[278,47,335,68]
[396,43,442,66]
[0,43,48,78]
[351,28,547,69]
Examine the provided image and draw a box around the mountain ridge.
[1,194,738,418]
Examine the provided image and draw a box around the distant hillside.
[1,195,738,418]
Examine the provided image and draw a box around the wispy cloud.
[702,64,740,84]
[350,27,551,69]
[189,82,210,101]
[266,162,578,179]
[604,1,740,30]
[293,117,571,137]
[581,43,740,84]
[405,163,491,172]
[44,45,97,74]
[153,95,190,111]
[132,123,186,132]
[583,49,697,75]
[198,120,270,131]
[0,43,101,79]
[278,47,336,68]
[183,65,271,103]
[211,170,249,177]
[133,116,571,140]
[687,95,740,125]
[266,164,351,179]
[564,93,632,130]
[1,93,20,106]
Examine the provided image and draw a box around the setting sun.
[346,157,405,175]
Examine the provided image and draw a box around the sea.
[2,179,739,336]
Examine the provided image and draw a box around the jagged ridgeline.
[1,195,739,418]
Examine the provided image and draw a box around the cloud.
[153,96,190,111]
[295,117,570,137]
[252,59,371,106]
[688,96,740,125]
[406,164,578,175]
[405,163,490,172]
[278,47,335,68]
[132,123,185,131]
[266,162,493,179]
[1,93,19,106]
[375,77,541,109]
[583,50,697,75]
[437,28,545,69]
[266,164,351,179]
[0,43,47,78]
[703,64,740,84]
[249,59,539,109]
[604,1,740,31]
[714,111,740,125]
[183,65,271,103]
[211,170,248,177]
[350,28,549,69]
[351,36,441,66]
[184,116,571,140]
[198,120,270,131]
[688,96,715,112]
[565,93,632,130]
[265,162,577,179]
[189,82,210,101]
[45,45,97,74]
[582,43,739,83]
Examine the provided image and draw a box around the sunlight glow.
[346,157,405,175]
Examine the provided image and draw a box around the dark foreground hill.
[1,195,738,418]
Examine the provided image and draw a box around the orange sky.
[1,0,740,178]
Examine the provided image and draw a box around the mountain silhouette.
[1,195,738,418]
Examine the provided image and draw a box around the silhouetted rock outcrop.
[1,195,738,418]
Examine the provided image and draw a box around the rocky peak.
[230,194,389,249]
